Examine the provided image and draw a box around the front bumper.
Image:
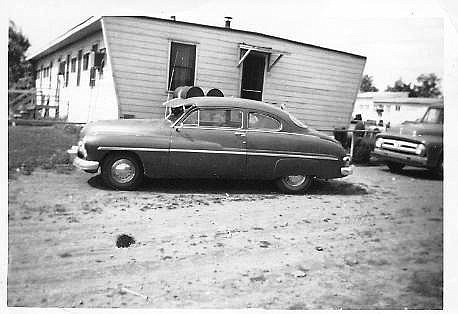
[73,156,99,173]
[341,165,354,176]
[68,145,99,172]
[372,148,428,167]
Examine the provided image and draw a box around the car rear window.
[248,112,281,130]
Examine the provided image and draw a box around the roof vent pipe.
[224,16,232,28]
[170,16,176,21]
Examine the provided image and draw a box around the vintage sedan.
[70,97,353,193]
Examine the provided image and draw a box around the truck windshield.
[421,107,443,124]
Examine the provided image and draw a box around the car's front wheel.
[276,175,313,194]
[387,161,404,173]
[101,153,143,190]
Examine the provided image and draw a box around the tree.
[360,74,379,92]
[385,78,413,94]
[8,20,32,89]
[411,73,441,98]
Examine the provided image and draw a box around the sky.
[4,0,450,91]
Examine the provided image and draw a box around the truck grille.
[380,138,418,155]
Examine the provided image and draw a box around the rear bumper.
[341,165,354,176]
[372,148,428,167]
[73,156,99,173]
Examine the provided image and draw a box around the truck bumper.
[341,165,354,176]
[372,148,428,167]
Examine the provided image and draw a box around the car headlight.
[375,138,383,148]
[78,137,88,158]
[415,143,426,156]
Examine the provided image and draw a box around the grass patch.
[8,124,82,176]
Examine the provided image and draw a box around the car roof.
[163,97,291,120]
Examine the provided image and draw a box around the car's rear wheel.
[276,175,313,194]
[101,153,143,190]
[387,162,404,173]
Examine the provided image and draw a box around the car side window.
[185,108,242,128]
[248,112,281,130]
[182,110,198,126]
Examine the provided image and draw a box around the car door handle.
[234,131,246,137]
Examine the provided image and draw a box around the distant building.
[28,16,366,129]
[353,92,443,126]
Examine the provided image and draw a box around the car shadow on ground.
[87,175,370,196]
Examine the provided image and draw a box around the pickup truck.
[372,105,443,176]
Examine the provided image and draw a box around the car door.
[169,107,246,179]
[245,111,321,179]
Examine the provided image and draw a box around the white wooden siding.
[103,16,365,129]
[34,30,119,122]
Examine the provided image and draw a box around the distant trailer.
[28,16,366,130]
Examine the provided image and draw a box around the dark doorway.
[241,52,266,101]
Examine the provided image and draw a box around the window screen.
[248,112,281,130]
[83,53,89,71]
[71,58,77,72]
[168,42,196,91]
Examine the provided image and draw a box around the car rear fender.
[273,158,343,179]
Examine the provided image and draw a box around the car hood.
[386,122,442,138]
[81,119,170,137]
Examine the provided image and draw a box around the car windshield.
[421,107,443,124]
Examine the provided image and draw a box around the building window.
[83,53,90,71]
[58,61,66,75]
[168,42,196,91]
[71,58,77,72]
[395,105,401,111]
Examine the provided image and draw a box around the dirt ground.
[7,164,443,309]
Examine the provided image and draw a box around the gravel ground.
[7,165,443,309]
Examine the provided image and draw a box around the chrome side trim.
[98,146,168,152]
[97,146,339,161]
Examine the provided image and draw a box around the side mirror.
[175,123,183,132]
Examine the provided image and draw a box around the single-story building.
[28,16,366,130]
[353,92,443,126]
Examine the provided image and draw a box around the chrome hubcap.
[283,175,307,187]
[111,159,136,184]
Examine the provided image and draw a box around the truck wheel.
[276,175,313,194]
[387,162,404,173]
[101,153,143,190]
[432,158,443,178]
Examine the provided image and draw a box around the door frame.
[239,50,268,101]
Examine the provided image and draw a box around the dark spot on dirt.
[116,234,135,248]
[288,303,308,310]
[54,204,67,213]
[315,246,324,251]
[407,271,443,302]
[259,241,272,248]
[59,252,72,258]
[161,256,173,260]
[250,274,266,282]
